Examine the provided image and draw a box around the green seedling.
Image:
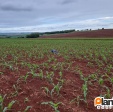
[42,87,51,97]
[11,85,19,97]
[41,101,61,112]
[99,78,104,86]
[24,97,29,103]
[57,78,64,86]
[78,70,84,80]
[88,73,97,80]
[105,73,113,87]
[46,71,54,83]
[0,94,6,112]
[51,83,62,96]
[104,86,111,99]
[0,72,3,75]
[87,62,94,67]
[38,70,44,79]
[7,100,16,110]
[27,70,38,78]
[59,71,63,79]
[82,82,88,102]
[24,106,32,112]
[0,94,16,112]
[70,95,81,106]
[21,73,29,83]
[42,82,62,97]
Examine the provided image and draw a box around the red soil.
[0,55,113,112]
[40,29,113,38]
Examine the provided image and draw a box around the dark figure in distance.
[51,49,58,54]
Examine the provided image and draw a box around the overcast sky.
[0,0,113,32]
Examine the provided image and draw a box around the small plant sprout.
[78,70,84,80]
[82,82,88,102]
[38,70,44,79]
[11,85,19,97]
[24,106,32,112]
[27,69,38,78]
[70,95,81,106]
[99,78,104,86]
[59,71,63,79]
[42,87,51,97]
[46,71,54,83]
[105,73,113,87]
[0,94,16,112]
[7,100,16,110]
[0,94,6,112]
[51,83,62,96]
[0,72,3,75]
[41,101,61,112]
[21,73,29,83]
[104,86,111,99]
[24,97,29,103]
[88,73,97,80]
[57,78,64,86]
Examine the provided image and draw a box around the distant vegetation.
[26,33,39,38]
[0,28,106,39]
[42,29,75,35]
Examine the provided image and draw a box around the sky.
[0,0,113,32]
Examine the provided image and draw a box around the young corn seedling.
[24,106,32,112]
[0,72,3,75]
[99,78,104,86]
[21,73,29,83]
[82,82,88,103]
[51,83,62,96]
[75,66,80,73]
[27,69,38,78]
[57,78,64,86]
[70,95,82,106]
[87,62,94,68]
[0,94,16,112]
[41,101,61,112]
[78,70,84,80]
[59,71,63,79]
[3,63,14,71]
[0,94,6,112]
[37,70,44,80]
[42,87,51,97]
[10,84,19,97]
[88,73,98,85]
[46,71,54,84]
[105,73,113,87]
[52,65,57,71]
[24,97,29,103]
[104,86,111,99]
[5,100,16,111]
[88,73,97,80]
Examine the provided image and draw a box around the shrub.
[26,33,39,38]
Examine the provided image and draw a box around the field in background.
[0,38,113,112]
[40,29,113,38]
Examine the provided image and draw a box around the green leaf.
[24,106,32,112]
[7,100,16,109]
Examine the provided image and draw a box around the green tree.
[26,33,39,38]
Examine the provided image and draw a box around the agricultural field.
[0,38,113,112]
[41,29,113,38]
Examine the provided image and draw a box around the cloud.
[0,16,113,32]
[0,4,33,12]
[0,0,113,32]
[61,0,76,4]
